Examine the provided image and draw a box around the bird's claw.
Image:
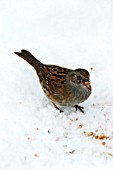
[52,102,63,113]
[74,105,84,113]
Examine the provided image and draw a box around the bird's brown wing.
[39,65,72,104]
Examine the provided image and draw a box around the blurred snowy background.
[0,0,113,169]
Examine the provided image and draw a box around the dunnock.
[14,49,92,113]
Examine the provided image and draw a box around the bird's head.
[69,68,91,89]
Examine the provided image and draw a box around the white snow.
[0,0,113,169]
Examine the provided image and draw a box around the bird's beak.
[85,82,90,87]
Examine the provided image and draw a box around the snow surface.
[0,0,113,169]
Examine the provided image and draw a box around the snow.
[0,0,113,169]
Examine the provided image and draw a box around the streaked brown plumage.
[14,49,92,113]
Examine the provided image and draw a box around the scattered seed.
[34,153,39,157]
[95,136,99,139]
[48,130,51,133]
[90,67,94,70]
[88,132,94,136]
[83,131,86,134]
[102,142,106,146]
[98,134,109,140]
[69,119,73,125]
[78,124,83,128]
[69,150,75,154]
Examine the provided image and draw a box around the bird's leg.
[74,105,84,113]
[52,102,63,113]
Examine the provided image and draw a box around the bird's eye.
[82,80,86,83]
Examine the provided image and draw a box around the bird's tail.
[14,49,43,72]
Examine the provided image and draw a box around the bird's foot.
[74,105,84,113]
[52,102,63,113]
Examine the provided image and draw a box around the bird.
[14,49,92,113]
